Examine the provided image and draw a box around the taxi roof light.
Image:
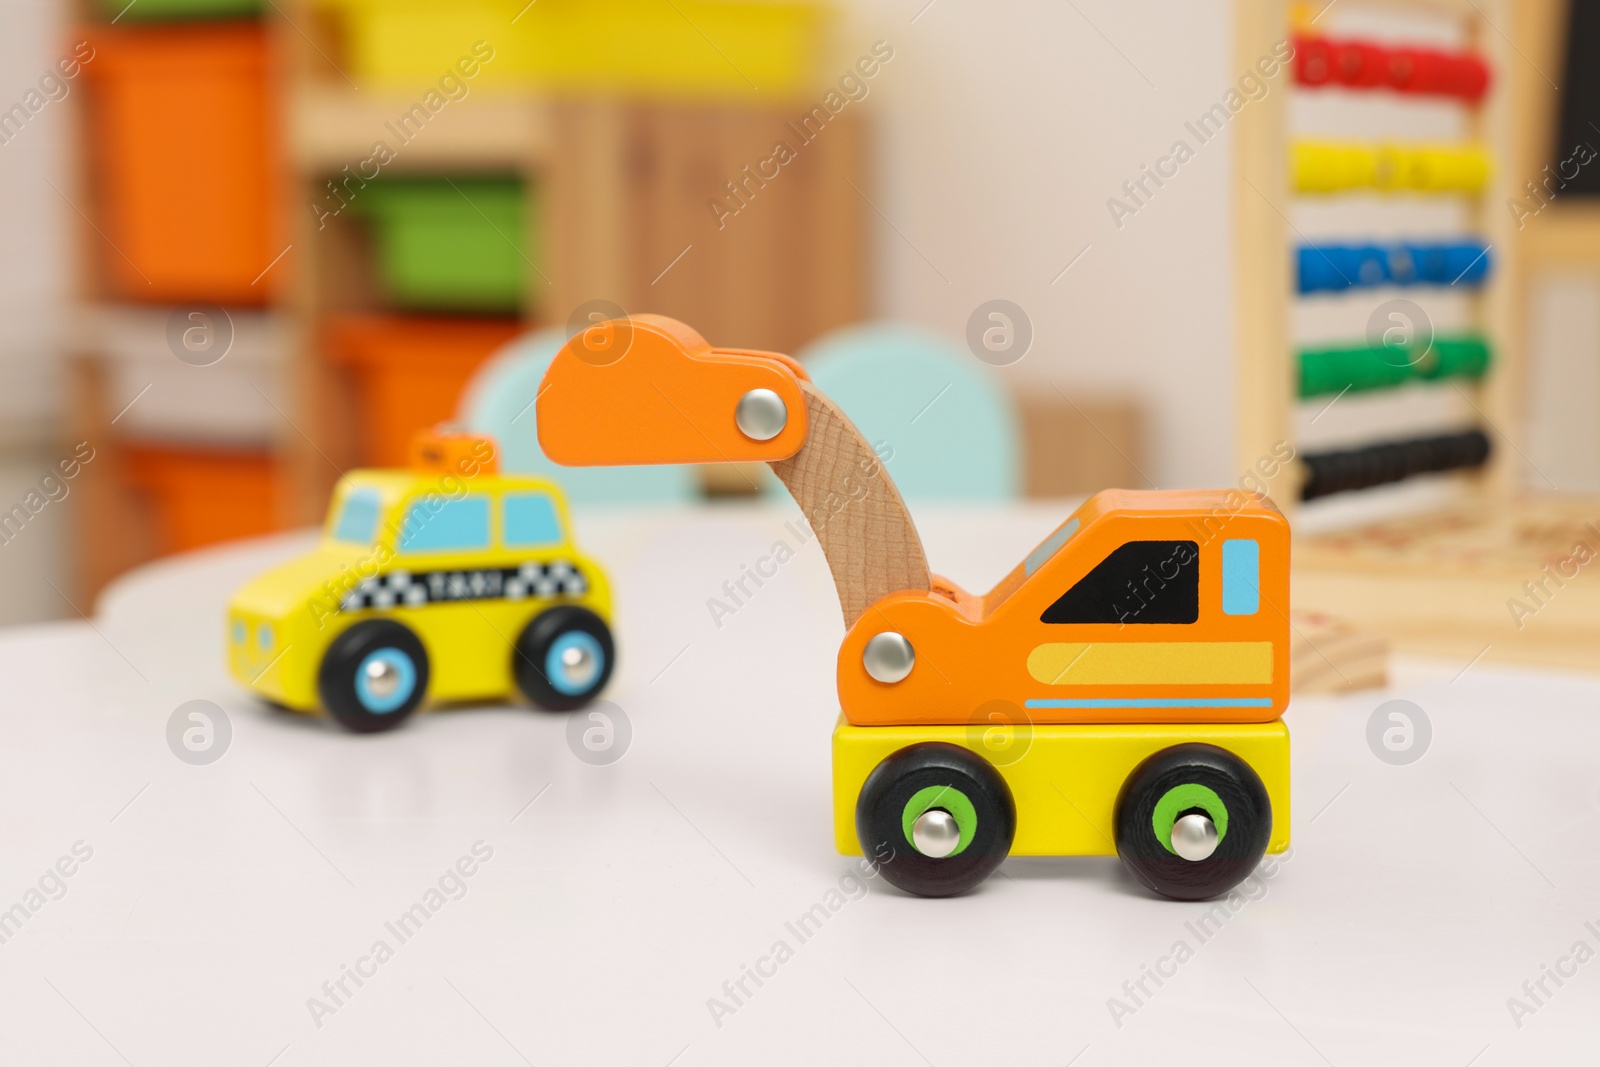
[409,427,500,475]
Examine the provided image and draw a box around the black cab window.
[1041,540,1199,625]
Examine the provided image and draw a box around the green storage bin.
[356,178,534,313]
[101,0,263,19]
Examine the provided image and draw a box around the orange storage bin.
[83,25,281,304]
[124,445,282,554]
[323,315,524,467]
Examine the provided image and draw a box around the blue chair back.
[791,323,1020,500]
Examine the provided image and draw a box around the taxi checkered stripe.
[338,560,588,613]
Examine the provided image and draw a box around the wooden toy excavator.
[539,315,1291,899]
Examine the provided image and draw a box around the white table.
[1,501,1597,1066]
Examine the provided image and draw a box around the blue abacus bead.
[1385,244,1418,285]
[1355,245,1389,287]
[1413,243,1449,284]
[1445,242,1491,286]
[1332,246,1365,290]
[1298,246,1344,293]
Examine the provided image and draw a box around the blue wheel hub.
[545,631,604,697]
[355,647,418,713]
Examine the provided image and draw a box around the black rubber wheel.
[855,742,1015,898]
[317,619,430,733]
[513,606,615,711]
[1114,743,1273,901]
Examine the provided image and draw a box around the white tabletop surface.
[2,500,1598,1066]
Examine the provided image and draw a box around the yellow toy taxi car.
[227,432,614,732]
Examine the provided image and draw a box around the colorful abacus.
[1235,0,1512,509]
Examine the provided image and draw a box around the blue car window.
[503,493,564,547]
[332,488,382,544]
[1024,518,1081,578]
[399,496,491,553]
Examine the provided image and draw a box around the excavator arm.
[537,315,930,625]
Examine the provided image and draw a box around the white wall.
[1528,271,1600,492]
[837,0,1239,488]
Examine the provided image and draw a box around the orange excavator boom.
[537,315,931,624]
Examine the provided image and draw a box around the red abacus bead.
[1452,55,1491,101]
[1296,33,1491,102]
[1296,35,1335,86]
[1386,47,1423,91]
[1336,40,1387,88]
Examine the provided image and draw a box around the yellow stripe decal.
[1027,642,1274,686]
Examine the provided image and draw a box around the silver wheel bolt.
[912,809,960,858]
[1171,812,1219,862]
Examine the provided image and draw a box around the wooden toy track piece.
[1289,610,1388,693]
[770,382,931,627]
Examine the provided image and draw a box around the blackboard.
[1554,0,1600,195]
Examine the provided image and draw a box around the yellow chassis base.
[832,716,1290,857]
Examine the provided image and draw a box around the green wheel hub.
[1151,783,1228,855]
[901,785,978,857]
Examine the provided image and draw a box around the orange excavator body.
[536,316,1290,729]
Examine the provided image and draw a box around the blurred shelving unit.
[66,0,294,598]
[67,0,869,598]
[1234,0,1600,669]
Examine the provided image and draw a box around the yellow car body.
[227,455,612,718]
[831,717,1290,857]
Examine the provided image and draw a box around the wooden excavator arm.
[537,315,930,625]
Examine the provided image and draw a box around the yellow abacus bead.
[1400,144,1492,192]
[1293,141,1379,193]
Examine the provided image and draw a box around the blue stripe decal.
[1024,697,1275,710]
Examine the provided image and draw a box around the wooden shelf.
[66,0,870,592]
[289,87,553,173]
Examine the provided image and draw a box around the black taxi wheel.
[1114,743,1272,901]
[317,619,430,733]
[513,606,614,711]
[855,742,1015,898]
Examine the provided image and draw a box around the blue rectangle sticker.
[1222,539,1260,616]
